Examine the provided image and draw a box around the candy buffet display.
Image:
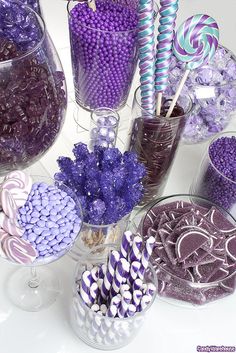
[68,0,140,110]
[166,46,236,143]
[90,108,120,149]
[0,170,83,311]
[70,232,157,349]
[0,0,66,175]
[191,132,236,218]
[140,195,236,305]
[55,143,145,252]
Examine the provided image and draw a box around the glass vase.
[137,194,236,307]
[0,0,67,175]
[129,87,193,204]
[191,131,236,218]
[70,243,157,350]
[89,107,120,149]
[166,45,236,144]
[1,175,83,312]
[70,213,130,260]
[67,0,157,111]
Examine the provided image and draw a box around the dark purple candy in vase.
[140,195,236,305]
[68,0,139,110]
[129,100,187,204]
[0,0,67,175]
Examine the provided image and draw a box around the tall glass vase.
[67,0,158,111]
[129,87,193,204]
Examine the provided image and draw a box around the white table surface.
[1,1,236,352]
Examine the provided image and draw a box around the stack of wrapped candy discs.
[0,171,82,264]
[141,200,236,305]
[73,231,156,346]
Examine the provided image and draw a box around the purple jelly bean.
[30,217,38,224]
[52,245,61,252]
[70,232,77,240]
[19,208,27,215]
[41,239,49,245]
[36,206,43,212]
[36,235,44,244]
[49,239,58,246]
[33,227,43,235]
[41,230,51,237]
[37,244,47,252]
[28,233,37,242]
[73,223,81,233]
[32,199,40,206]
[37,220,45,227]
[41,209,49,216]
[25,224,34,230]
[39,250,49,256]
[49,215,58,222]
[51,227,59,236]
[56,234,64,242]
[40,216,48,222]
[46,234,56,241]
[62,237,71,244]
[20,215,26,223]
[47,221,57,228]
[59,242,68,250]
[50,209,58,216]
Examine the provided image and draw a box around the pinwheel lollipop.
[166,14,219,118]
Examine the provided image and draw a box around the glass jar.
[70,244,157,350]
[90,107,120,149]
[137,194,236,307]
[166,45,236,144]
[67,0,157,111]
[129,87,193,204]
[20,0,41,14]
[70,213,130,260]
[191,131,236,218]
[0,0,67,175]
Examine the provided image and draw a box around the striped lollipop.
[155,0,179,115]
[137,0,156,115]
[166,14,219,118]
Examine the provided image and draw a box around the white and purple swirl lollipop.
[166,14,219,118]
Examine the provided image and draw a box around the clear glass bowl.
[166,45,236,144]
[191,131,236,218]
[129,87,193,204]
[136,194,236,307]
[70,243,157,350]
[67,0,158,111]
[1,175,83,311]
[70,213,130,260]
[0,0,67,175]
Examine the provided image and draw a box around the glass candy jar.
[89,108,120,149]
[129,87,193,204]
[166,45,236,144]
[191,131,236,219]
[0,0,67,175]
[67,0,157,111]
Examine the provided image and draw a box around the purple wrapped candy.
[0,0,66,174]
[68,0,138,110]
[165,46,236,144]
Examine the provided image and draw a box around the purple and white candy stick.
[138,236,155,280]
[129,261,141,285]
[80,270,93,307]
[118,290,132,318]
[110,258,130,297]
[121,231,133,258]
[106,304,118,318]
[129,236,142,263]
[90,282,99,305]
[127,303,136,317]
[132,289,142,307]
[101,250,120,300]
[132,278,143,291]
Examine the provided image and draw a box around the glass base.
[6,266,61,312]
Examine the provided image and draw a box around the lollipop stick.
[166,69,190,118]
[156,92,162,117]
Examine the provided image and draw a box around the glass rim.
[67,0,159,35]
[140,193,236,286]
[0,175,83,267]
[134,86,194,121]
[91,107,120,127]
[0,0,46,66]
[207,131,236,185]
[74,243,157,321]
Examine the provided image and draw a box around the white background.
[1,0,236,352]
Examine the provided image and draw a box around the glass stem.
[28,267,40,289]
